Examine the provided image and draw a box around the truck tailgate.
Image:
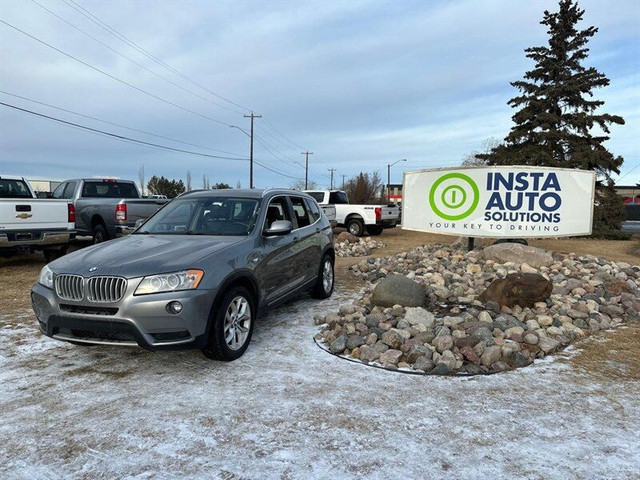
[380,205,399,220]
[0,199,72,231]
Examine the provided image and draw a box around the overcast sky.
[1,0,638,189]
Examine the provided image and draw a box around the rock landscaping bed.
[315,242,640,375]
[334,232,384,257]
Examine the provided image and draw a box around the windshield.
[136,197,260,236]
[0,179,32,198]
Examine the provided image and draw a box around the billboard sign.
[402,166,595,238]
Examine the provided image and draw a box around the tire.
[311,253,335,299]
[346,218,365,237]
[202,286,255,361]
[493,238,528,246]
[92,224,108,244]
[43,246,68,263]
[367,225,383,236]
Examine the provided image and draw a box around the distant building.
[614,184,640,204]
[27,179,61,197]
[387,183,403,203]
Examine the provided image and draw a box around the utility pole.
[301,151,313,189]
[387,159,406,203]
[328,168,337,190]
[341,174,347,190]
[243,112,262,188]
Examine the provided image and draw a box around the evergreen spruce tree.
[479,1,626,234]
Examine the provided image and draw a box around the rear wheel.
[367,225,383,236]
[92,224,108,244]
[346,218,365,237]
[202,286,255,361]
[311,253,334,299]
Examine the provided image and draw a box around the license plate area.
[15,232,33,241]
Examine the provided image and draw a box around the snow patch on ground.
[1,293,639,479]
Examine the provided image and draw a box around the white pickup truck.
[305,190,399,236]
[0,175,75,261]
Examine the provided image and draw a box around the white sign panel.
[402,166,595,238]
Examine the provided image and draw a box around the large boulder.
[481,243,553,268]
[372,275,426,307]
[478,273,553,308]
[336,232,358,244]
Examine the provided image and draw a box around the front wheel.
[202,286,255,361]
[311,254,334,299]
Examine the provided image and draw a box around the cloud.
[1,0,638,187]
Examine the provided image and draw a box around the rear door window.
[329,191,348,204]
[290,196,312,228]
[304,197,321,223]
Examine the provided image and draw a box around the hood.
[50,234,244,278]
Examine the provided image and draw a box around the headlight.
[134,270,204,295]
[38,265,54,289]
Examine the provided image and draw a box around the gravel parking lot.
[1,230,639,479]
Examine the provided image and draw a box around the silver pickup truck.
[51,179,168,243]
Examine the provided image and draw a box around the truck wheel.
[202,286,255,361]
[367,225,383,236]
[92,224,108,244]
[311,253,334,299]
[43,246,68,263]
[346,218,365,237]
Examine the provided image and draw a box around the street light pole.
[387,158,406,203]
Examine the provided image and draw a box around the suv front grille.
[87,276,127,303]
[55,275,84,301]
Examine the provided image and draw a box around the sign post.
[402,166,595,239]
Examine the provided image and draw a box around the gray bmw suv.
[31,189,335,361]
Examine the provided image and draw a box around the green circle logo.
[429,173,479,220]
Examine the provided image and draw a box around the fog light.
[166,301,183,314]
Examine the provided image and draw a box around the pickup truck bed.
[52,178,169,243]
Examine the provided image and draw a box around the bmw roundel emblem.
[89,266,98,272]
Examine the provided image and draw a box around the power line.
[62,0,250,112]
[253,160,303,180]
[30,0,243,115]
[0,102,248,161]
[0,19,233,127]
[0,90,244,157]
[260,117,305,151]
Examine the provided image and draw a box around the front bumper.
[31,282,216,350]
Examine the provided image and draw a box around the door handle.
[293,236,299,241]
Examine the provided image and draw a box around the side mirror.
[263,220,293,236]
[135,218,146,229]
